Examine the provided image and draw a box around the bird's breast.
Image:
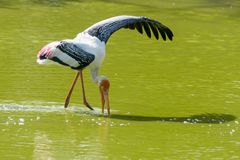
[88,45,105,70]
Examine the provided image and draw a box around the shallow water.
[1,0,240,159]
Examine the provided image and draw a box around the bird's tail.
[36,58,51,64]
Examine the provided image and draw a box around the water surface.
[0,0,240,159]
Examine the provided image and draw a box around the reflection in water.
[31,110,111,159]
[33,132,54,160]
[63,113,109,159]
[74,126,109,159]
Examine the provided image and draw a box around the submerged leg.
[64,72,80,108]
[79,70,94,110]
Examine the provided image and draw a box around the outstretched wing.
[52,41,95,70]
[84,15,173,43]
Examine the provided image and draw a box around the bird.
[37,15,173,115]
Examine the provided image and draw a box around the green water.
[1,0,240,159]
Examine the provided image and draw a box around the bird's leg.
[64,72,80,108]
[79,70,94,110]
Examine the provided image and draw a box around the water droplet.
[18,118,25,125]
[19,118,24,123]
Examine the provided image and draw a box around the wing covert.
[54,41,95,70]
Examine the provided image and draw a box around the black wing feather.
[148,22,159,40]
[128,24,135,30]
[164,27,174,40]
[142,22,151,38]
[85,15,173,43]
[157,26,166,41]
[135,22,143,34]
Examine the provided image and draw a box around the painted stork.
[37,15,173,115]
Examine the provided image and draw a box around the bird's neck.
[90,68,100,83]
[90,68,107,86]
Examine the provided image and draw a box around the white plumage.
[74,32,106,81]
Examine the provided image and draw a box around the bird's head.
[98,76,110,94]
[98,76,110,115]
[37,41,60,64]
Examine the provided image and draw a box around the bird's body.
[74,32,106,82]
[37,15,173,115]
